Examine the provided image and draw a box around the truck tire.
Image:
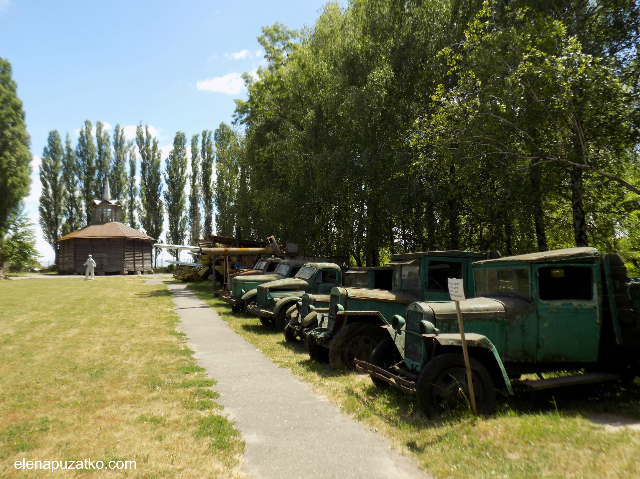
[305,334,329,363]
[416,353,496,418]
[259,317,275,327]
[329,322,386,371]
[231,300,244,313]
[369,337,403,390]
[275,307,289,332]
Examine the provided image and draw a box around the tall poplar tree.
[61,133,82,236]
[200,129,215,237]
[214,123,240,237]
[188,134,202,243]
[39,130,64,264]
[76,120,97,225]
[164,132,188,258]
[0,57,32,273]
[126,141,139,229]
[136,124,164,246]
[111,124,128,208]
[95,121,112,197]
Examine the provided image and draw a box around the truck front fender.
[241,289,258,303]
[429,333,513,395]
[274,297,302,319]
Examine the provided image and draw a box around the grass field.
[188,282,640,479]
[0,277,244,479]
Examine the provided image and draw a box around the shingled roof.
[58,222,155,241]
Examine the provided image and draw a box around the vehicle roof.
[388,250,489,264]
[280,260,307,266]
[301,262,341,270]
[473,247,599,266]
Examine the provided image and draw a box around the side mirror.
[391,315,406,331]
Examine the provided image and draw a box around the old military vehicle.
[245,262,343,329]
[306,251,494,369]
[284,266,393,342]
[222,260,306,312]
[357,247,640,418]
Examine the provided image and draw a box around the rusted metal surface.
[354,359,417,395]
[344,288,420,303]
[473,247,598,266]
[518,372,620,390]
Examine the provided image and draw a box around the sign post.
[448,278,477,416]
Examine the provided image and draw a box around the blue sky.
[0,0,340,265]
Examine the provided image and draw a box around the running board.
[518,372,620,390]
[354,359,417,396]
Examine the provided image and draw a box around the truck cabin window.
[538,266,593,301]
[475,267,530,299]
[315,269,338,284]
[401,265,420,289]
[427,261,463,292]
[296,266,316,280]
[274,263,291,276]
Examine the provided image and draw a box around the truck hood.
[257,277,309,292]
[235,273,280,283]
[346,288,420,304]
[427,296,531,321]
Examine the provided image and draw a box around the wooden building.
[57,179,155,275]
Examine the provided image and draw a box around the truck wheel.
[416,353,496,418]
[305,334,329,363]
[329,323,386,371]
[231,301,243,313]
[369,337,402,390]
[259,317,275,327]
[275,307,289,332]
[284,324,298,343]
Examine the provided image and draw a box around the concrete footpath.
[166,282,430,479]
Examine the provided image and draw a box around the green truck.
[306,251,495,370]
[284,266,393,342]
[245,262,343,329]
[222,260,306,312]
[357,247,640,417]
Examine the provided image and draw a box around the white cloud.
[224,49,250,60]
[196,72,245,95]
[123,124,159,142]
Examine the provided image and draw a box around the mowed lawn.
[188,282,640,479]
[0,277,243,479]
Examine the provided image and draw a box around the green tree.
[188,134,202,243]
[61,133,82,236]
[214,123,241,237]
[2,202,40,272]
[126,141,139,230]
[0,57,32,274]
[76,120,97,226]
[39,130,64,264]
[111,124,128,208]
[95,121,112,197]
[200,130,214,237]
[136,124,164,245]
[164,132,188,258]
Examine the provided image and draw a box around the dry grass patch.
[0,278,243,478]
[189,282,640,479]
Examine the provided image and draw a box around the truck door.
[313,269,340,295]
[535,263,601,362]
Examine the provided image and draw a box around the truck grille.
[257,288,267,307]
[405,311,423,363]
[329,294,339,317]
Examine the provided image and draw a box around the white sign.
[448,278,465,301]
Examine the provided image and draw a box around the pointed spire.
[103,176,111,202]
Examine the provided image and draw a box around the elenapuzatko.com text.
[14,458,136,471]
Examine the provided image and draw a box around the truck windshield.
[274,263,291,276]
[254,260,266,270]
[475,267,530,299]
[295,266,317,280]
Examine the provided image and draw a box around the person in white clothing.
[84,255,96,280]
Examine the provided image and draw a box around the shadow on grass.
[502,379,640,419]
[137,289,173,298]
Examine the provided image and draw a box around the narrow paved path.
[167,282,430,479]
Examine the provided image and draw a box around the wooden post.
[448,278,477,416]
